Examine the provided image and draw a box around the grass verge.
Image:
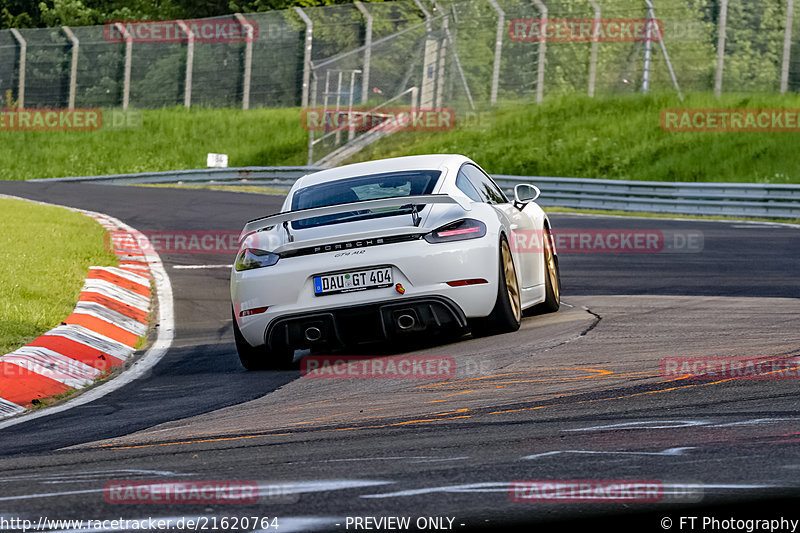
[0,198,118,356]
[350,92,800,184]
[0,107,306,180]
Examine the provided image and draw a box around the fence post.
[531,0,546,103]
[644,0,683,99]
[715,0,728,97]
[587,0,600,97]
[354,1,372,104]
[307,71,317,165]
[295,7,313,108]
[9,29,25,108]
[433,1,448,108]
[642,2,655,92]
[177,21,194,107]
[413,0,437,108]
[235,13,254,109]
[114,23,132,111]
[487,0,504,105]
[62,26,79,109]
[781,0,794,93]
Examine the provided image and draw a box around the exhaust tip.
[304,326,323,342]
[397,314,416,330]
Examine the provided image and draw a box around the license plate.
[314,267,393,296]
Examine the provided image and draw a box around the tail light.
[235,248,280,271]
[424,219,487,244]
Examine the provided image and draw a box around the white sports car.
[230,154,560,370]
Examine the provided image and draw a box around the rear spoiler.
[240,194,470,240]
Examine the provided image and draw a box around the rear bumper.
[265,296,467,351]
[231,235,500,347]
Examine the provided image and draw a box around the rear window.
[290,170,440,228]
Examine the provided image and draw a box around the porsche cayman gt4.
[230,154,560,370]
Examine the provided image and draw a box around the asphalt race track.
[0,181,799,532]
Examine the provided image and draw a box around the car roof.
[294,154,473,189]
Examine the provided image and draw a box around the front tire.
[232,309,295,370]
[470,237,522,336]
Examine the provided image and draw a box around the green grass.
[351,92,800,184]
[5,93,800,183]
[0,107,307,180]
[0,198,118,356]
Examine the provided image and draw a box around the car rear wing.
[240,194,470,240]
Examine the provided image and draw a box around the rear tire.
[470,237,522,336]
[232,309,295,370]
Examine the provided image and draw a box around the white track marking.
[522,447,695,460]
[0,469,195,483]
[362,482,507,498]
[708,418,800,427]
[564,420,710,431]
[0,398,25,417]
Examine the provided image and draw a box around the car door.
[459,164,539,289]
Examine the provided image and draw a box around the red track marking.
[0,363,71,406]
[87,270,150,298]
[78,292,148,323]
[28,336,124,371]
[63,313,139,347]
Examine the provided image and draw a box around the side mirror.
[514,183,540,209]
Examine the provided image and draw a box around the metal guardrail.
[27,167,324,188]
[29,167,800,219]
[493,176,800,219]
